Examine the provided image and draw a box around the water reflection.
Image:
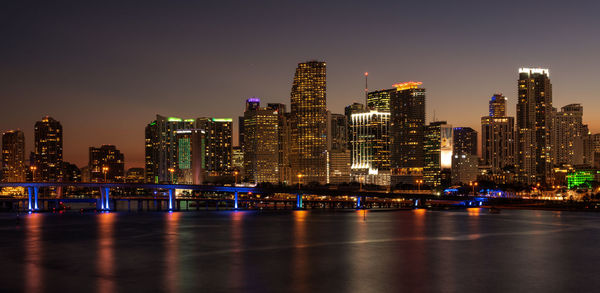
[97,213,115,293]
[229,211,245,290]
[349,210,368,293]
[25,213,43,293]
[165,212,180,293]
[292,211,308,293]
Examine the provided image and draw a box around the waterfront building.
[62,162,81,182]
[2,130,26,182]
[453,127,478,156]
[424,121,453,187]
[175,129,206,184]
[482,93,515,174]
[196,117,233,177]
[451,153,479,184]
[517,68,553,184]
[34,116,63,182]
[290,61,327,184]
[390,82,426,186]
[267,103,293,184]
[350,111,391,186]
[126,168,145,183]
[242,98,279,184]
[89,145,125,182]
[145,115,195,183]
[553,104,593,166]
[327,150,351,184]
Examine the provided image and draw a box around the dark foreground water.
[1,208,599,293]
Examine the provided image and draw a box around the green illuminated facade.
[567,170,598,189]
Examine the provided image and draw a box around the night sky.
[2,0,600,168]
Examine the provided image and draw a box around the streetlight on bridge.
[102,166,109,183]
[30,166,37,182]
[168,168,175,184]
[469,181,478,196]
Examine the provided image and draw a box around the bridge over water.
[0,182,486,212]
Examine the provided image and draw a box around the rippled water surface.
[1,208,599,292]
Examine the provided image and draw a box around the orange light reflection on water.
[292,211,308,292]
[165,212,180,293]
[25,213,43,293]
[97,213,115,293]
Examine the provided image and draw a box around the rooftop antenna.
[364,72,369,109]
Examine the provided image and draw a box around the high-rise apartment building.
[2,130,26,182]
[553,104,592,166]
[175,129,205,184]
[268,103,293,184]
[489,93,507,117]
[344,102,366,150]
[453,127,478,156]
[424,121,453,187]
[350,111,391,185]
[517,68,553,184]
[34,116,63,182]
[481,93,515,173]
[290,61,327,184]
[196,118,233,177]
[145,115,195,183]
[390,82,426,185]
[89,145,125,182]
[242,98,280,184]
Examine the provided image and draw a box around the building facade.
[517,68,553,184]
[290,61,327,184]
[453,127,478,156]
[424,121,453,187]
[481,93,515,174]
[2,130,26,182]
[390,82,426,185]
[242,99,280,184]
[350,111,391,186]
[89,145,125,182]
[34,116,63,182]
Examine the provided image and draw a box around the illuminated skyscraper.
[196,118,233,177]
[34,116,63,182]
[265,103,293,183]
[89,145,125,182]
[242,98,280,184]
[290,61,327,184]
[2,130,26,182]
[175,129,205,184]
[453,127,478,156]
[482,93,515,174]
[553,104,592,166]
[390,82,426,185]
[489,93,507,117]
[367,89,394,112]
[145,115,195,183]
[350,111,391,185]
[424,121,453,187]
[517,68,552,184]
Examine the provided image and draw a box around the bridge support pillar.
[27,187,33,211]
[100,187,110,211]
[34,187,39,210]
[234,191,239,209]
[356,196,363,209]
[296,194,303,209]
[168,189,175,211]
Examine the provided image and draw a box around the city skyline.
[2,1,600,168]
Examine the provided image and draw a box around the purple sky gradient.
[1,0,600,168]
